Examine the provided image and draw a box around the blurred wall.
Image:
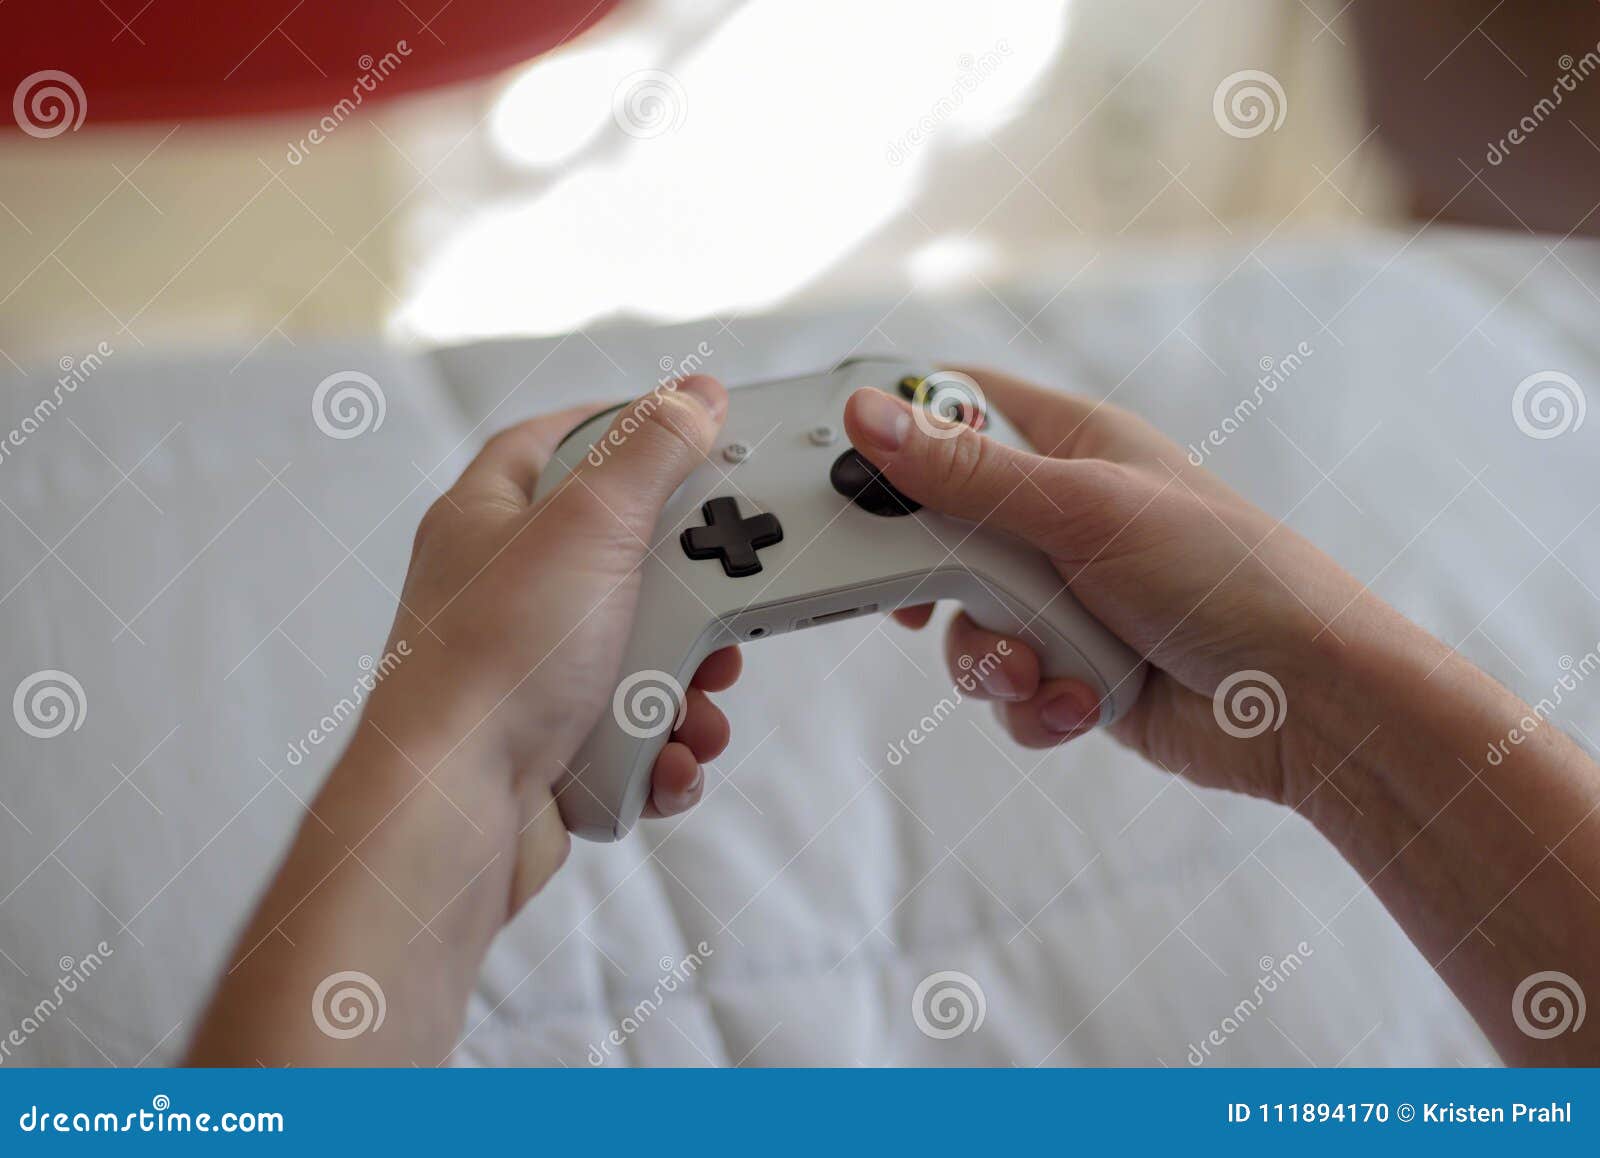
[0,120,398,370]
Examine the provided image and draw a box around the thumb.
[549,374,728,543]
[842,386,1125,561]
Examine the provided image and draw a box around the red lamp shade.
[3,1,618,130]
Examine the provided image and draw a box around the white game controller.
[534,358,1148,841]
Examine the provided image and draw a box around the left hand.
[362,375,738,908]
[188,377,742,1066]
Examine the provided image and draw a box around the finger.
[670,688,730,763]
[944,365,1101,457]
[945,612,1039,702]
[691,645,742,692]
[843,386,1135,562]
[642,742,705,818]
[995,676,1104,749]
[542,375,728,548]
[454,403,614,505]
[643,687,730,818]
[892,603,935,630]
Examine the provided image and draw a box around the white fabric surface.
[3,226,1597,1066]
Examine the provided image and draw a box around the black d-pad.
[680,497,784,578]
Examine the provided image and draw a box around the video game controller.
[534,358,1148,840]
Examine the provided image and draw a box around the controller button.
[681,497,784,577]
[909,373,986,431]
[722,442,751,464]
[807,424,838,446]
[898,375,923,399]
[829,449,921,517]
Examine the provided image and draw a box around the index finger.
[947,365,1102,459]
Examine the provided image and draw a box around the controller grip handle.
[558,612,722,842]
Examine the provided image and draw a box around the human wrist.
[1280,593,1502,841]
[369,615,594,786]
[358,626,528,776]
[324,725,520,949]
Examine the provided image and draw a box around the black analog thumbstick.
[829,449,920,517]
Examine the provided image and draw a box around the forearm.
[187,695,520,1066]
[1296,597,1600,1063]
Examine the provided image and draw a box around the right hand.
[842,367,1395,806]
[846,368,1600,1068]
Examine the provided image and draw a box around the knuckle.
[543,474,630,536]
[481,422,526,454]
[936,428,990,492]
[479,426,530,466]
[631,389,711,459]
[1074,461,1165,548]
[1076,459,1140,519]
[480,415,549,465]
[411,496,456,552]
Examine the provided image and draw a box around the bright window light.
[490,37,655,170]
[399,0,1069,342]
[908,236,998,292]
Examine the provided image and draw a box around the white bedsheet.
[3,226,1597,1067]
